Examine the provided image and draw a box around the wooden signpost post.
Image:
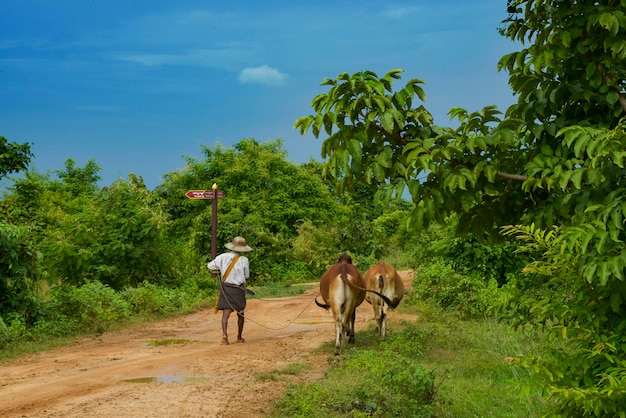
[185,183,225,261]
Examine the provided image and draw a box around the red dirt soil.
[0,271,415,418]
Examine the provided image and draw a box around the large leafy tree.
[0,135,32,179]
[154,138,352,279]
[296,0,626,414]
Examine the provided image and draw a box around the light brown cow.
[364,261,404,337]
[315,254,366,355]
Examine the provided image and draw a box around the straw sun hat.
[225,236,252,252]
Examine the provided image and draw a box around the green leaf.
[393,89,407,108]
[407,179,420,196]
[323,113,334,135]
[373,162,385,182]
[586,62,596,78]
[380,111,395,134]
[373,96,387,111]
[583,262,598,283]
[598,261,610,286]
[571,169,583,189]
[561,30,571,47]
[347,139,362,161]
[573,134,589,158]
[607,91,619,105]
[590,73,603,89]
[412,82,426,102]
[559,171,572,190]
[599,13,618,35]
[484,165,496,183]
[610,255,624,280]
[375,147,393,168]
[391,109,405,128]
[581,227,595,253]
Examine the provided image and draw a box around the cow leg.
[334,307,345,355]
[347,309,357,343]
[380,304,387,337]
[376,275,385,336]
[372,297,382,336]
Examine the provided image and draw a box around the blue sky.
[1,1,517,190]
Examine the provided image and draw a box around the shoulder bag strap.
[221,254,241,282]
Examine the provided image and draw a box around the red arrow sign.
[185,190,225,199]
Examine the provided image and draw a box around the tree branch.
[498,172,528,181]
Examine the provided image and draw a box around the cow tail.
[315,294,330,310]
[338,273,396,308]
[368,289,396,308]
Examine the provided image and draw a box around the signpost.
[186,183,225,261]
[185,190,225,199]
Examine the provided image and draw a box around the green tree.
[53,158,101,196]
[0,135,32,179]
[296,1,626,414]
[155,138,350,280]
[0,223,41,323]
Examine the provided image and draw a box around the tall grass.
[269,299,553,417]
[413,301,553,417]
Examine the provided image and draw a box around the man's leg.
[221,309,232,344]
[236,310,245,342]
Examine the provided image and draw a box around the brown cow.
[315,254,366,355]
[364,261,404,337]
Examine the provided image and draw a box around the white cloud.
[238,65,286,86]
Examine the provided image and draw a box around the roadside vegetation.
[3,1,626,416]
[270,301,555,418]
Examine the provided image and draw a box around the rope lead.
[215,277,318,331]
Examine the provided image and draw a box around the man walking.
[207,236,252,345]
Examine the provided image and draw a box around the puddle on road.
[121,376,210,384]
[145,339,195,347]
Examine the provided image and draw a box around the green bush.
[31,314,78,339]
[50,281,131,333]
[0,313,29,347]
[123,281,176,315]
[123,279,215,315]
[414,259,502,318]
[259,260,319,284]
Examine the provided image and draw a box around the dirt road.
[0,271,414,418]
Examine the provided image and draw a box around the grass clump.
[256,362,312,382]
[269,323,435,417]
[249,282,316,299]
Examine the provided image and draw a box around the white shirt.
[207,251,249,286]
